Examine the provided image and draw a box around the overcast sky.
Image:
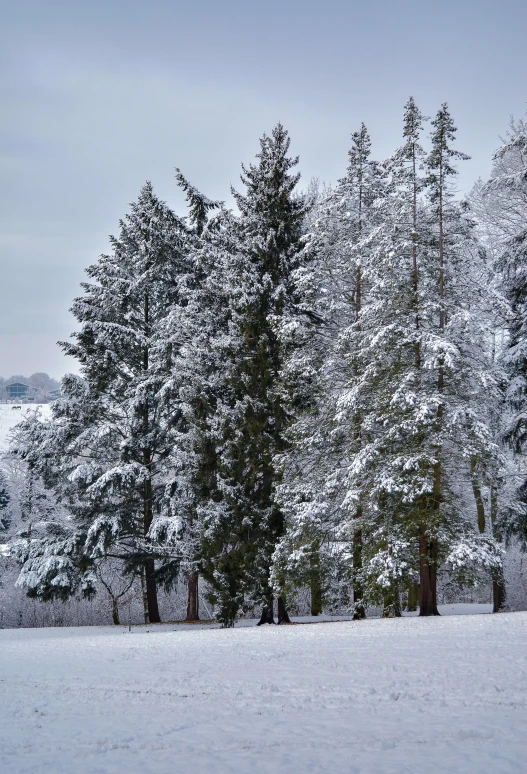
[1,0,526,379]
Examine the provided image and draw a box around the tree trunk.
[145,558,161,624]
[310,542,322,616]
[407,582,419,611]
[310,579,322,616]
[420,151,444,620]
[257,596,275,625]
[185,572,200,621]
[139,566,149,624]
[419,526,440,616]
[352,526,366,619]
[470,457,486,533]
[383,590,402,617]
[490,483,506,613]
[141,287,161,625]
[493,577,506,613]
[277,596,291,624]
[112,598,120,626]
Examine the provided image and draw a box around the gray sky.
[1,0,526,379]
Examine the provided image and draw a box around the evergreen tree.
[11,184,191,621]
[193,124,305,626]
[415,104,501,613]
[150,173,224,621]
[496,227,527,550]
[275,103,502,618]
[182,209,244,626]
[336,124,386,617]
[272,125,386,618]
[174,168,223,236]
[4,416,88,603]
[473,113,527,609]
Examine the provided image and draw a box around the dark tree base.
[185,573,200,622]
[277,597,291,624]
[419,531,439,617]
[257,605,276,625]
[493,579,505,613]
[145,558,161,624]
[407,582,419,612]
[352,600,366,620]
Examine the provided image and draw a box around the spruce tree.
[417,104,502,613]
[335,103,502,617]
[339,124,385,618]
[275,104,502,618]
[151,171,223,621]
[474,113,527,609]
[11,184,191,620]
[272,126,386,618]
[184,210,243,626]
[497,231,527,540]
[5,415,88,603]
[174,168,222,236]
[195,124,305,626]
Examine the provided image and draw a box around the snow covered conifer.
[196,124,305,625]
[499,232,527,548]
[174,168,222,237]
[413,104,502,613]
[471,113,527,609]
[480,116,527,547]
[323,124,385,617]
[275,103,501,618]
[337,102,501,617]
[322,123,386,618]
[12,184,191,621]
[150,171,223,621]
[272,125,387,618]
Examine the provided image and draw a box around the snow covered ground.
[1,609,525,774]
[0,403,52,453]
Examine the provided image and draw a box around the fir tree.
[195,124,305,626]
[150,174,224,622]
[275,104,502,618]
[475,113,527,609]
[5,415,90,603]
[11,184,191,620]
[417,104,501,613]
[174,168,223,236]
[321,123,385,618]
[346,124,386,617]
[272,126,386,618]
[497,229,527,546]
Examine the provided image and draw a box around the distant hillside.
[0,373,60,403]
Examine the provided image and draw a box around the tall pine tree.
[11,183,191,621]
[196,124,305,626]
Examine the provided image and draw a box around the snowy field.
[0,403,51,453]
[1,609,525,774]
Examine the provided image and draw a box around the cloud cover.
[1,0,526,377]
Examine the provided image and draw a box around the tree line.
[0,373,60,403]
[2,100,527,626]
